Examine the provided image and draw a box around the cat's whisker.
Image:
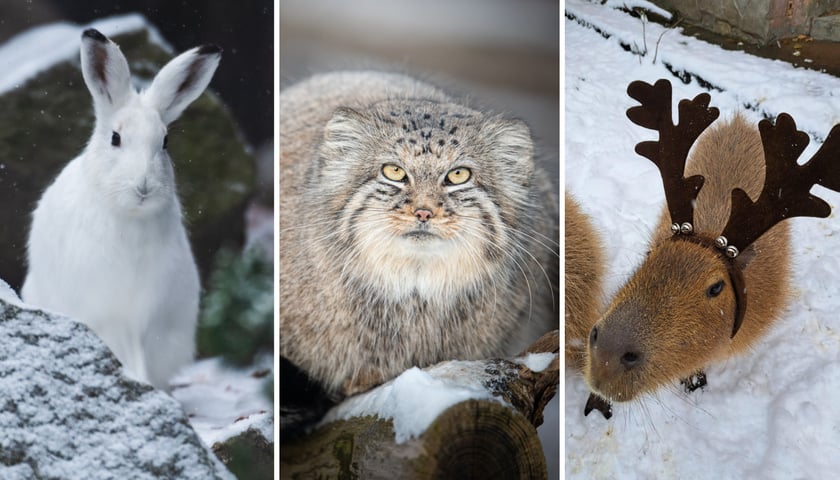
[456,223,537,326]
[458,230,503,334]
[457,211,560,255]
[462,220,555,307]
[279,217,344,232]
[508,227,560,255]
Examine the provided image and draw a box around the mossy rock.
[212,427,274,480]
[0,29,255,290]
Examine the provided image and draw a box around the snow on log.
[280,330,559,479]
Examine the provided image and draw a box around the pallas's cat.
[279,71,558,401]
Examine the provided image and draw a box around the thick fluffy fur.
[564,193,605,370]
[23,30,220,390]
[586,115,791,402]
[280,71,558,397]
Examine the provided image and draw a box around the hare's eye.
[163,135,169,150]
[111,131,121,147]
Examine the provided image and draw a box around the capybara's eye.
[706,280,725,298]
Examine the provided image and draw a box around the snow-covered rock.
[0,293,234,480]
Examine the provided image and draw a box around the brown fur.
[585,114,791,402]
[564,193,605,370]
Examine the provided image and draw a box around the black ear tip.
[82,29,108,43]
[197,44,222,55]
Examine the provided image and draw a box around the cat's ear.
[487,118,535,175]
[323,107,369,155]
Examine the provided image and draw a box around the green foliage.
[197,248,273,365]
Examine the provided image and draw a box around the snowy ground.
[564,1,840,478]
[172,354,273,447]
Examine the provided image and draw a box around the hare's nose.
[136,178,150,197]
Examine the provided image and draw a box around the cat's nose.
[414,208,434,222]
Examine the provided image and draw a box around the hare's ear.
[144,44,222,125]
[80,29,132,117]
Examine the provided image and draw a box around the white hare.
[22,29,221,390]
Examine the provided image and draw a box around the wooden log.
[280,330,559,479]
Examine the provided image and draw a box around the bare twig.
[653,18,683,65]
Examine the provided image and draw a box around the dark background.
[0,0,274,148]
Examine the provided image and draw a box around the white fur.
[22,30,221,390]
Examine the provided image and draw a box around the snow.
[0,297,234,480]
[321,361,507,444]
[602,0,672,20]
[0,284,271,478]
[172,354,274,447]
[0,13,170,95]
[0,279,23,308]
[564,1,840,478]
[516,352,556,373]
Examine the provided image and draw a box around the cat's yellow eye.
[382,164,407,182]
[446,167,471,185]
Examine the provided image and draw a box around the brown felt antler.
[626,79,739,338]
[627,79,720,232]
[717,114,840,257]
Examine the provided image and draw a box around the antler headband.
[627,79,840,337]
